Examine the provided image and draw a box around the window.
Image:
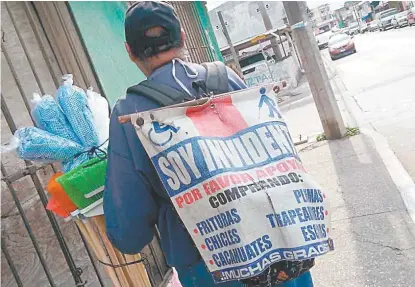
[380,9,398,19]
[283,17,288,25]
[239,53,266,68]
[316,24,331,34]
[328,34,350,45]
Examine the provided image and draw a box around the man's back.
[104,60,246,268]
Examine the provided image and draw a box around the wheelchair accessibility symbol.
[148,121,180,147]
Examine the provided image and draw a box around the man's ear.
[180,29,186,48]
[125,42,137,62]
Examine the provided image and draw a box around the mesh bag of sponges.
[31,94,81,144]
[56,74,99,148]
[14,127,84,162]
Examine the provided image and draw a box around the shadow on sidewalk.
[300,134,415,286]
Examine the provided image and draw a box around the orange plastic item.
[47,196,70,218]
[46,172,77,213]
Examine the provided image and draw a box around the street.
[2,2,415,286]
[325,26,415,181]
[279,25,415,287]
[282,26,415,181]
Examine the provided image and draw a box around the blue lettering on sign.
[246,78,254,87]
[266,205,325,228]
[245,70,280,87]
[301,224,327,242]
[212,240,331,283]
[196,208,241,236]
[213,234,272,267]
[293,189,323,204]
[152,121,299,197]
[206,229,241,252]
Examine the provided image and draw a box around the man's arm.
[104,107,158,254]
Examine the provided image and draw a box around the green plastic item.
[57,157,107,210]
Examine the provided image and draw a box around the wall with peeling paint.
[69,1,146,105]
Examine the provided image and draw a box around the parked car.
[369,21,380,32]
[315,30,332,49]
[240,51,274,76]
[348,22,360,35]
[392,10,409,28]
[328,33,356,61]
[408,7,415,26]
[377,8,399,31]
[360,22,369,33]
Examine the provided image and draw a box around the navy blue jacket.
[104,61,247,268]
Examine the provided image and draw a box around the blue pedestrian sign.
[258,87,281,119]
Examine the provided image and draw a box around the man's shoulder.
[189,61,247,91]
[113,89,160,117]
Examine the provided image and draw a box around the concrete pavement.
[325,27,415,181]
[300,134,415,287]
[279,26,415,286]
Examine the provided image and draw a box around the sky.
[206,1,345,11]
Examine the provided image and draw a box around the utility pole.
[282,1,346,139]
[258,1,282,60]
[217,11,242,75]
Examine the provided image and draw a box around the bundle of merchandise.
[46,158,151,287]
[13,75,105,172]
[2,75,151,286]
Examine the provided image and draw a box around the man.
[104,2,313,286]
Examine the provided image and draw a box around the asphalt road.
[278,26,415,286]
[307,26,415,181]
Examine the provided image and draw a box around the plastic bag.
[57,157,107,210]
[0,135,20,154]
[46,196,71,218]
[31,93,81,144]
[56,75,99,148]
[62,153,91,173]
[14,127,85,162]
[87,88,109,149]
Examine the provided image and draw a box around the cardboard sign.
[129,85,333,283]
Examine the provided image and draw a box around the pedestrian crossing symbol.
[258,87,281,119]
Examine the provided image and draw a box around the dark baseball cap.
[125,1,182,58]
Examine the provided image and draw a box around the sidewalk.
[299,135,415,287]
[280,59,415,286]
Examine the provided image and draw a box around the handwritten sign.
[130,85,333,283]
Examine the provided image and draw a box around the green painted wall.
[68,1,146,106]
[195,2,224,62]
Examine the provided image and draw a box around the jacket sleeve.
[226,66,248,90]
[104,107,158,254]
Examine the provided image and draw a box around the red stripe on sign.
[186,96,248,137]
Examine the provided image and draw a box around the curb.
[340,88,415,224]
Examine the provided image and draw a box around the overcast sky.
[206,1,345,11]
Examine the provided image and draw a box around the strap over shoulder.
[201,61,229,95]
[126,80,191,107]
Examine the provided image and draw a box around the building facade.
[309,3,336,27]
[208,1,288,49]
[334,6,356,27]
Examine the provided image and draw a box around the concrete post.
[258,1,283,60]
[217,11,242,74]
[283,1,346,140]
